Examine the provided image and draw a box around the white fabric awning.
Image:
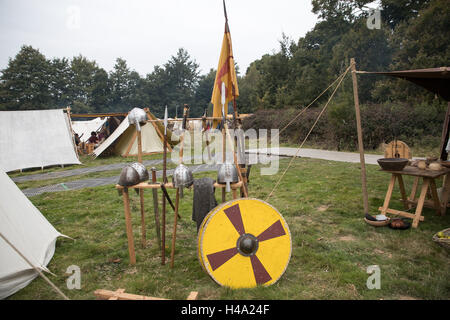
[0,168,64,299]
[72,117,107,142]
[0,109,81,172]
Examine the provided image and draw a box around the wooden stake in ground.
[350,58,370,215]
[170,188,181,268]
[122,188,136,265]
[151,167,161,250]
[170,105,189,268]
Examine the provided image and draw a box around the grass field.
[7,154,450,300]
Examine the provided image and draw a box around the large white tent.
[0,168,65,299]
[0,109,81,172]
[93,114,168,158]
[72,117,107,142]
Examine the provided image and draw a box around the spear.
[161,105,168,265]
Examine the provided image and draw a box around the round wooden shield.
[198,198,291,289]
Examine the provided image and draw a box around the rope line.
[265,66,351,202]
[273,69,353,142]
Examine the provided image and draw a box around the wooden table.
[115,181,243,265]
[378,166,450,228]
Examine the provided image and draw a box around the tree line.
[238,0,449,112]
[239,0,449,151]
[0,47,214,118]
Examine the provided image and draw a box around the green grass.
[7,157,450,300]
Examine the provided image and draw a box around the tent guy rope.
[265,65,352,202]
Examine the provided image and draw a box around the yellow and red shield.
[198,198,291,288]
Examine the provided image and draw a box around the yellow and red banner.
[211,21,239,129]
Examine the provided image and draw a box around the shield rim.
[198,198,292,288]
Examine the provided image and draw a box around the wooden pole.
[161,134,167,265]
[222,123,227,202]
[350,58,370,215]
[66,106,80,160]
[123,188,136,265]
[136,130,146,248]
[137,130,143,163]
[439,101,450,160]
[170,188,180,268]
[151,168,161,250]
[224,123,248,198]
[161,106,169,265]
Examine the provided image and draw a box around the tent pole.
[136,122,146,248]
[350,58,370,215]
[439,101,450,160]
[66,106,80,160]
[0,232,70,300]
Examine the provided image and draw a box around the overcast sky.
[0,0,319,76]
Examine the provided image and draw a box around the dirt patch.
[317,205,329,212]
[338,235,356,242]
[398,295,420,300]
[374,248,392,258]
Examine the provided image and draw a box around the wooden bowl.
[377,158,409,171]
[364,217,391,227]
[432,228,450,250]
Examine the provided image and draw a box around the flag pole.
[223,0,248,197]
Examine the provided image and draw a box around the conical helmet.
[172,164,194,198]
[118,166,140,187]
[128,108,148,131]
[217,163,239,192]
[130,162,149,182]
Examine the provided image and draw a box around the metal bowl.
[377,158,408,171]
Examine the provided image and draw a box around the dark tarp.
[358,67,450,101]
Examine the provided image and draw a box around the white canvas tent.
[189,119,203,131]
[72,117,107,142]
[0,168,65,299]
[93,114,169,158]
[172,119,183,131]
[0,109,81,172]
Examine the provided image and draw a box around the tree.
[372,0,450,102]
[109,58,131,111]
[48,57,72,108]
[195,68,216,116]
[0,45,52,110]
[164,48,200,114]
[69,55,99,113]
[381,0,431,29]
[90,68,110,112]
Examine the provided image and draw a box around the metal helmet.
[118,166,141,187]
[217,163,239,192]
[172,164,194,198]
[128,107,148,131]
[130,162,149,183]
